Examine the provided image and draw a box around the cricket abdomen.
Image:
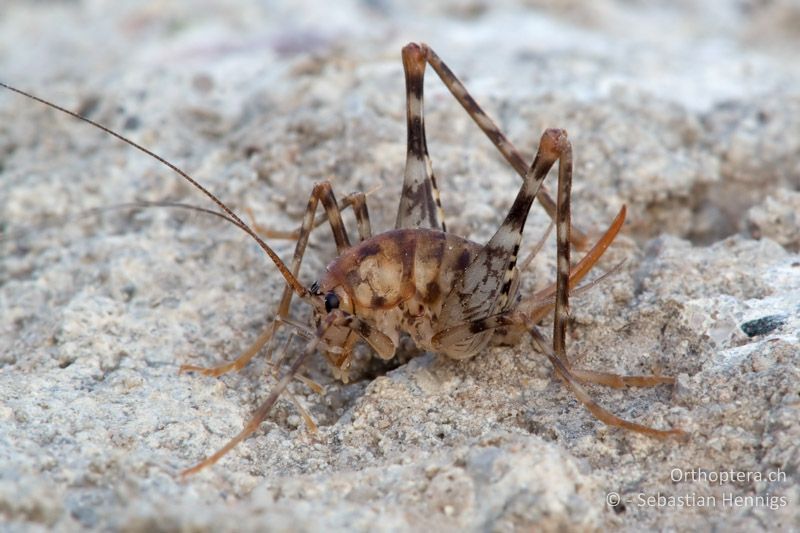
[319,228,482,348]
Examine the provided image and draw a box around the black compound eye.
[324,292,340,313]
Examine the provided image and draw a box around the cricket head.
[307,276,358,379]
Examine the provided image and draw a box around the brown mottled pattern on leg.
[348,192,372,241]
[552,136,573,364]
[395,43,446,231]
[421,44,588,249]
[317,182,351,253]
[440,129,564,329]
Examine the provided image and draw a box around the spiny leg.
[546,136,664,389]
[395,43,446,232]
[418,43,589,249]
[528,187,672,388]
[527,260,625,323]
[524,206,626,318]
[515,208,622,327]
[526,259,673,389]
[528,326,687,440]
[179,181,352,377]
[431,313,685,439]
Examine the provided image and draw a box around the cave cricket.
[0,42,688,477]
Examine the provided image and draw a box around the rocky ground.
[1,1,798,531]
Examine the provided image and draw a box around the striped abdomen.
[318,228,485,352]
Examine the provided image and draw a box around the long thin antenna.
[0,201,240,244]
[0,81,307,296]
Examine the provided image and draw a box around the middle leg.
[179,181,360,377]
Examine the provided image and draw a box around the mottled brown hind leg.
[551,132,573,368]
[528,327,687,440]
[437,129,563,332]
[545,138,673,390]
[419,43,588,249]
[430,130,684,438]
[396,43,447,232]
[432,313,686,440]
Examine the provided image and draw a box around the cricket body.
[2,42,688,478]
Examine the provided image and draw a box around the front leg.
[180,181,356,377]
[181,308,396,476]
